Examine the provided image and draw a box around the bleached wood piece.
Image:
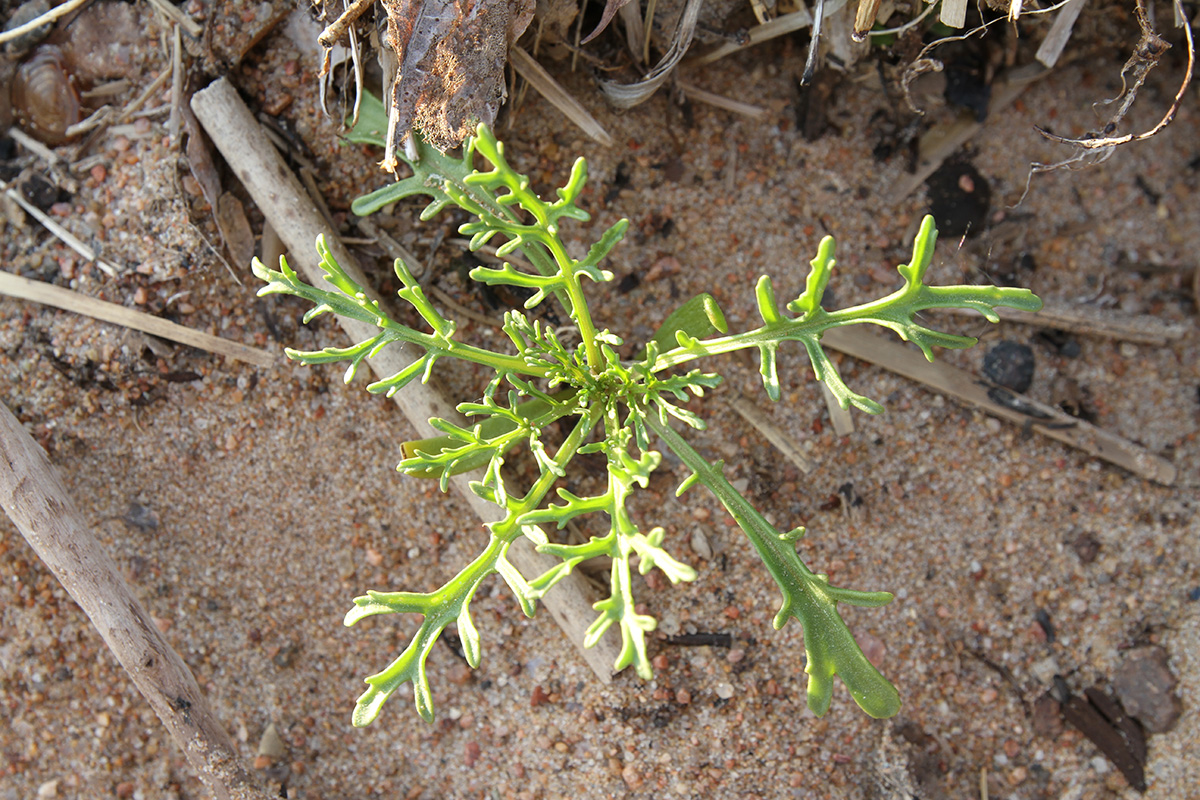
[727,391,815,474]
[1036,0,1088,67]
[0,402,272,800]
[676,81,767,119]
[890,64,1048,202]
[509,47,614,147]
[0,270,274,367]
[822,326,1176,485]
[939,0,967,27]
[4,187,121,276]
[191,78,619,684]
[820,381,857,436]
[936,297,1190,347]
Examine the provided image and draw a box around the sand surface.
[2,2,1197,798]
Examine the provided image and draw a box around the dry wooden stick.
[0,270,274,367]
[190,77,619,684]
[508,47,614,147]
[144,0,203,37]
[935,298,1190,347]
[820,381,856,436]
[822,326,1176,485]
[726,391,814,474]
[1036,0,1088,68]
[0,402,272,800]
[0,0,90,44]
[676,81,767,120]
[890,64,1048,202]
[4,186,121,276]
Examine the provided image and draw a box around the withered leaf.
[581,0,631,44]
[381,0,534,163]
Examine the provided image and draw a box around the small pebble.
[463,740,480,766]
[36,780,58,799]
[715,682,735,699]
[1113,646,1182,733]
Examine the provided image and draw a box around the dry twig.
[1031,0,1194,157]
[0,270,274,367]
[0,0,89,44]
[822,326,1176,485]
[0,401,272,800]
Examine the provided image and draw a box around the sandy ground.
[2,2,1198,799]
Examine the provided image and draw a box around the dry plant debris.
[1027,0,1195,184]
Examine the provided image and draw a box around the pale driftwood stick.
[890,64,1048,202]
[822,326,1177,485]
[508,47,615,147]
[939,0,968,27]
[4,187,121,276]
[0,0,89,44]
[820,381,856,436]
[0,270,274,367]
[690,8,815,66]
[676,82,767,120]
[726,391,814,474]
[190,78,619,684]
[935,298,1190,347]
[0,402,271,800]
[144,0,203,37]
[1036,0,1088,68]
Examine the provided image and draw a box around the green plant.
[252,121,1042,727]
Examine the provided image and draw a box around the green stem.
[646,416,901,719]
[545,236,603,371]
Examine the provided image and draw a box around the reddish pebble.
[115,782,134,798]
[90,164,107,183]
[112,135,131,152]
[675,688,691,704]
[727,648,745,664]
[50,202,72,217]
[253,754,272,769]
[723,605,740,619]
[530,685,550,707]
[463,740,480,766]
[133,286,148,305]
[652,653,669,670]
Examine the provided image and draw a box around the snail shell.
[11,44,82,146]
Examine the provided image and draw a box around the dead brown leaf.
[379,0,535,163]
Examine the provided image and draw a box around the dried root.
[1019,0,1194,202]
